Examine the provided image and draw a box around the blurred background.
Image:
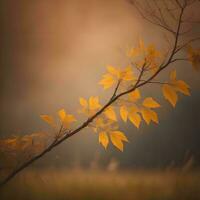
[1,1,200,199]
[0,0,200,171]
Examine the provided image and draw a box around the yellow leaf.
[141,109,158,124]
[120,106,128,122]
[112,131,128,142]
[174,80,190,96]
[104,106,117,121]
[129,112,141,128]
[128,89,141,102]
[58,109,66,122]
[120,66,134,81]
[99,74,115,89]
[94,117,104,128]
[142,97,160,108]
[79,97,88,108]
[162,84,178,107]
[63,115,76,128]
[129,105,139,113]
[99,131,109,149]
[40,115,56,128]
[107,65,120,78]
[110,131,128,151]
[147,44,160,58]
[58,109,76,128]
[89,96,101,110]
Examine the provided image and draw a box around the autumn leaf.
[141,108,158,124]
[40,115,56,128]
[110,131,128,151]
[120,106,128,122]
[162,84,178,107]
[163,70,190,107]
[120,104,141,128]
[174,80,190,96]
[99,74,115,89]
[120,66,134,81]
[94,117,105,129]
[79,97,88,108]
[99,131,109,149]
[128,89,141,102]
[126,39,144,58]
[99,65,135,89]
[58,109,76,129]
[104,106,117,121]
[89,96,101,110]
[128,112,141,128]
[170,69,190,96]
[146,44,160,59]
[79,96,101,116]
[107,65,120,78]
[127,40,160,72]
[142,97,160,108]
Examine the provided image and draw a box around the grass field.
[0,169,200,200]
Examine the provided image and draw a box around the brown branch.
[129,0,176,35]
[170,58,188,63]
[175,37,200,53]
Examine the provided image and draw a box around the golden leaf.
[94,117,105,128]
[162,84,178,107]
[107,65,120,78]
[141,108,158,124]
[142,97,160,108]
[89,96,101,110]
[99,131,109,149]
[79,97,88,108]
[129,112,141,128]
[146,44,160,58]
[120,106,128,122]
[120,66,134,81]
[104,106,117,121]
[40,115,56,128]
[128,89,141,102]
[99,66,135,90]
[110,131,128,151]
[58,109,76,128]
[129,105,139,113]
[174,80,190,96]
[99,74,115,89]
[58,109,66,122]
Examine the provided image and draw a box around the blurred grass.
[0,169,200,200]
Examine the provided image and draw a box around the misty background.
[0,0,200,169]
